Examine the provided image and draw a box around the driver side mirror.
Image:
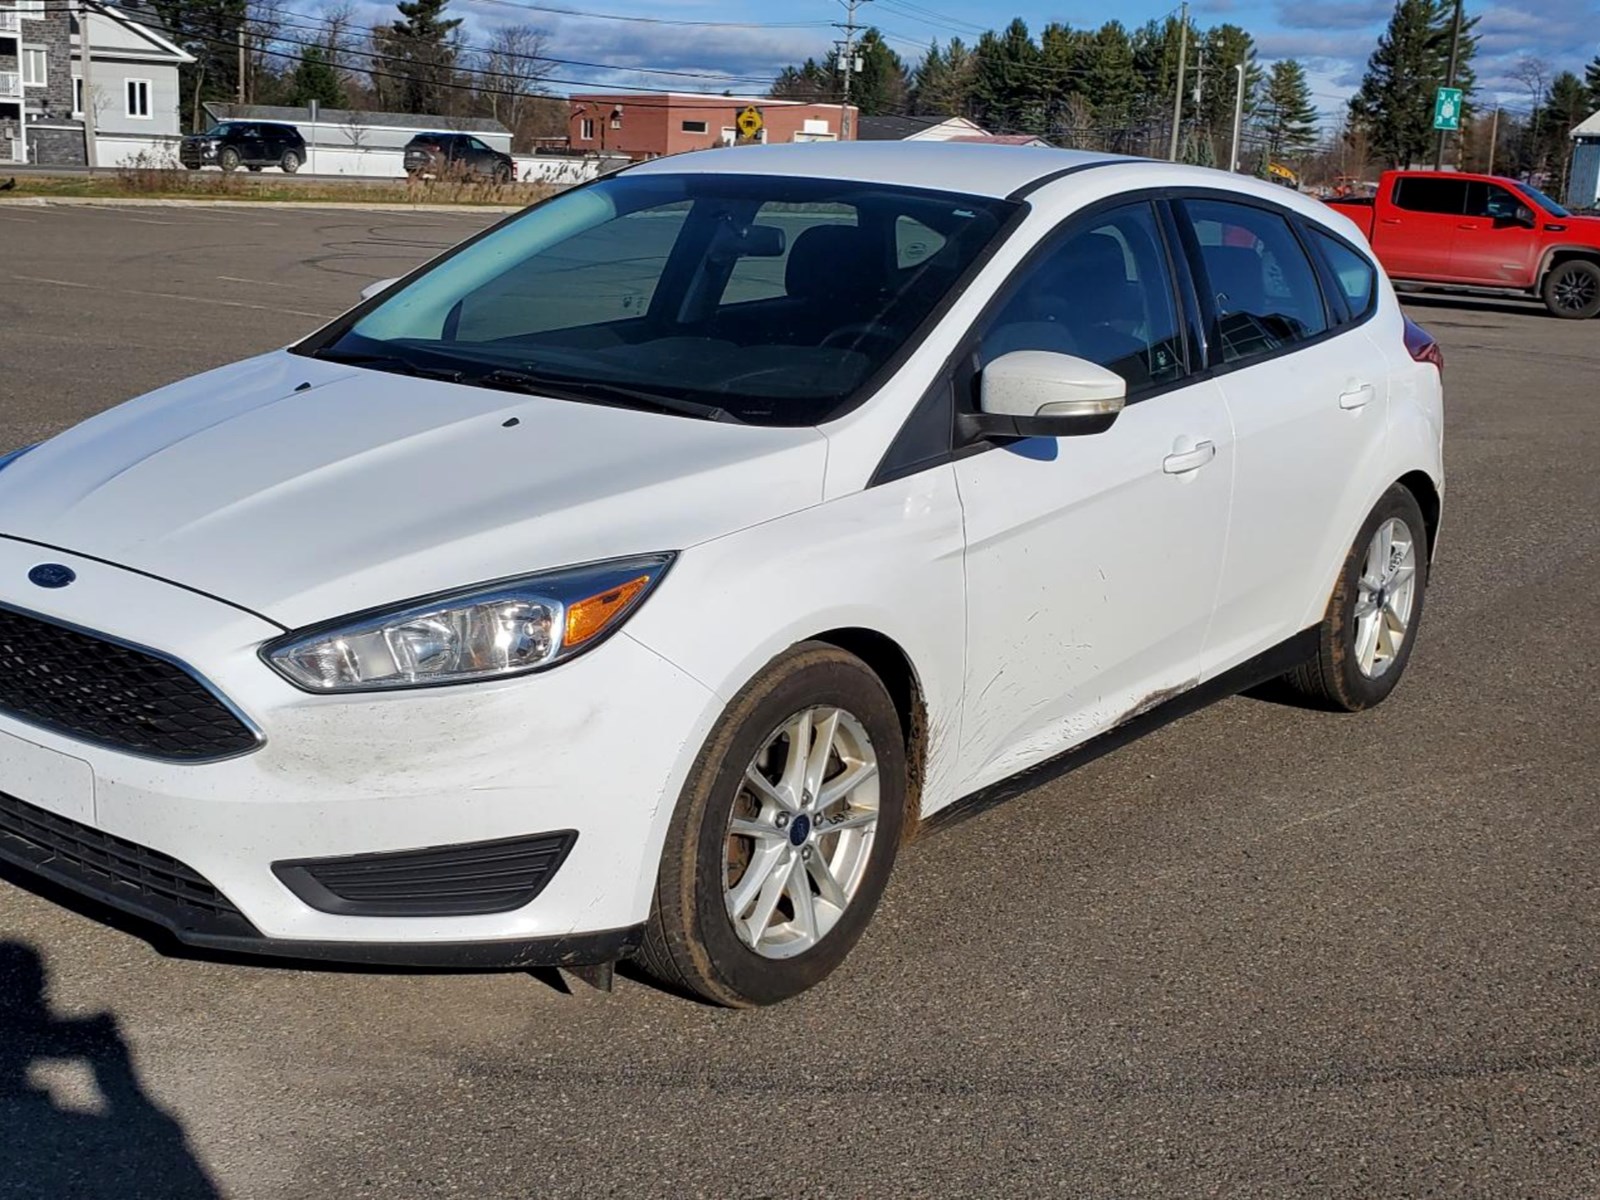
[1494,205,1536,229]
[963,351,1126,440]
[360,277,401,302]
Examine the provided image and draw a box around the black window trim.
[870,184,1381,488]
[1171,189,1372,383]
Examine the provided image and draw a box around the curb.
[0,196,526,214]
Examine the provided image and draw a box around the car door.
[1176,196,1389,665]
[239,123,267,164]
[1450,180,1542,287]
[1381,176,1467,279]
[467,137,495,174]
[953,199,1233,792]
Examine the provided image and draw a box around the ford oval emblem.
[28,563,76,589]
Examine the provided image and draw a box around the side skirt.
[925,628,1319,833]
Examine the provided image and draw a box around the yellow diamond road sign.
[736,106,764,139]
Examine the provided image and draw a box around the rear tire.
[279,150,301,174]
[1542,260,1600,319]
[1282,484,1429,711]
[639,643,907,1007]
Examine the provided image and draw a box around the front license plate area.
[0,728,95,824]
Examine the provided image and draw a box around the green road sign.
[1433,87,1463,132]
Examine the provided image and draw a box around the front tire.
[1283,484,1429,711]
[218,147,240,173]
[639,643,907,1006]
[1542,260,1600,319]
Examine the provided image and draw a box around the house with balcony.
[0,0,189,166]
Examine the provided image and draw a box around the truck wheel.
[279,150,301,174]
[218,147,240,172]
[1542,260,1600,319]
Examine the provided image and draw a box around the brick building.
[568,93,856,160]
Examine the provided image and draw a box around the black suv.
[180,122,307,173]
[403,133,515,182]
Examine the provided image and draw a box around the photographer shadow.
[0,943,218,1200]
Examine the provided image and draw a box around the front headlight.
[263,554,674,692]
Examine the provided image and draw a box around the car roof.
[626,142,1120,199]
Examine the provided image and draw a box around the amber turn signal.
[565,576,650,647]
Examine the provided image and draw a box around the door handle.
[1379,218,1402,225]
[1456,222,1480,230]
[1339,383,1376,410]
[1163,439,1216,475]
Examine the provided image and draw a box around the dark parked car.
[180,122,306,173]
[403,133,515,182]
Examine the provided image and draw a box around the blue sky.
[336,0,1600,127]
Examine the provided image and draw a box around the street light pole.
[1229,61,1246,172]
[1169,1,1188,161]
[1433,0,1464,170]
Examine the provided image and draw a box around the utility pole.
[1168,1,1189,162]
[1229,61,1246,172]
[1433,0,1464,170]
[834,0,869,142]
[1486,105,1499,174]
[78,0,97,169]
[237,24,246,104]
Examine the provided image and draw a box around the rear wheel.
[1282,484,1429,711]
[639,643,907,1006]
[494,163,513,184]
[218,147,240,173]
[1542,260,1600,319]
[279,150,301,174]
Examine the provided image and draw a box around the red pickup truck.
[1327,170,1600,319]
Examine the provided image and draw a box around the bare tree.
[481,25,554,144]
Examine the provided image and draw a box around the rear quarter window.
[1309,228,1377,323]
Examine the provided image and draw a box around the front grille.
[0,605,258,761]
[274,831,579,917]
[0,790,255,938]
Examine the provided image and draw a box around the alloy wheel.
[1552,266,1597,313]
[724,706,880,959]
[1352,517,1418,678]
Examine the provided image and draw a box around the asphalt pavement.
[0,204,1596,1198]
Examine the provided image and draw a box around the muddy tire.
[638,643,906,1007]
[218,147,241,173]
[1282,484,1429,711]
[1542,259,1600,319]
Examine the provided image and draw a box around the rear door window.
[1392,177,1468,215]
[1180,198,1329,364]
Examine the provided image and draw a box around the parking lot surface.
[1,204,1597,1198]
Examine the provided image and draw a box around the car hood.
[0,351,829,629]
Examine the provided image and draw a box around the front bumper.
[0,538,721,964]
[178,142,219,167]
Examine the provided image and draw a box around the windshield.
[1516,182,1570,218]
[298,173,1016,425]
[202,124,240,137]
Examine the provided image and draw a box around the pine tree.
[770,59,832,104]
[290,45,346,109]
[1196,25,1260,135]
[375,0,462,115]
[1083,22,1139,129]
[848,30,909,118]
[148,0,246,131]
[1349,0,1446,167]
[1585,54,1600,108]
[1261,59,1319,157]
[970,19,1044,134]
[910,38,975,117]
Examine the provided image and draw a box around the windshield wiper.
[476,368,739,423]
[312,347,466,382]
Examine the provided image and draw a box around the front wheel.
[1542,260,1600,319]
[639,643,907,1006]
[218,147,240,172]
[1282,484,1429,711]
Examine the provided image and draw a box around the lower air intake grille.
[272,830,579,917]
[0,790,255,938]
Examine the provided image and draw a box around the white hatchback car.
[0,145,1442,1005]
